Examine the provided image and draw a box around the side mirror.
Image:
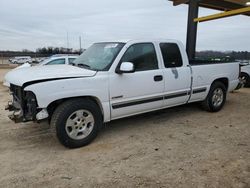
[118,62,135,74]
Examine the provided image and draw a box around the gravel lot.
[0,69,249,188]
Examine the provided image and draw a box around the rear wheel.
[201,81,227,112]
[239,72,250,87]
[50,98,102,148]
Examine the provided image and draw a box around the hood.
[5,65,96,87]
[3,63,32,87]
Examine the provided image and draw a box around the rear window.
[160,43,183,68]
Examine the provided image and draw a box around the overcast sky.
[0,0,249,51]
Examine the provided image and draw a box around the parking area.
[0,69,250,188]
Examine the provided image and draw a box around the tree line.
[0,47,249,60]
[196,51,250,60]
[36,47,83,55]
[0,47,84,58]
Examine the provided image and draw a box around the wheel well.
[212,78,229,90]
[47,96,104,118]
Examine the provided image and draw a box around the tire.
[201,81,227,112]
[240,72,250,88]
[50,98,102,148]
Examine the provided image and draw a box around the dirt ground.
[0,68,249,188]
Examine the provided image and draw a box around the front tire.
[201,81,227,112]
[51,98,102,148]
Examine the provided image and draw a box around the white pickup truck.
[5,39,240,148]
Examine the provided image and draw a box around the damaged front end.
[5,84,40,123]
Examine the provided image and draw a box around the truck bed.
[189,61,239,103]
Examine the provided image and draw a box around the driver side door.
[109,43,165,119]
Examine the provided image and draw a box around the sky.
[0,0,249,51]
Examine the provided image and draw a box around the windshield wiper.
[77,63,91,69]
[77,63,98,71]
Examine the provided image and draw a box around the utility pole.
[79,36,82,54]
[67,31,69,52]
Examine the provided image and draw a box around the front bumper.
[6,85,40,123]
[6,93,49,123]
[5,101,25,123]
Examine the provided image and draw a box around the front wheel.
[201,82,227,112]
[50,99,102,148]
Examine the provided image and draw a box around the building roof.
[170,0,250,16]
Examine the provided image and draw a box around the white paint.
[5,39,240,122]
[5,64,96,86]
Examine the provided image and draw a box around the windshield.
[74,42,125,71]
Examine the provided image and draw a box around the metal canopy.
[194,0,250,16]
[170,0,250,16]
[194,6,250,22]
[169,0,250,59]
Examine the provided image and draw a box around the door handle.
[154,75,163,82]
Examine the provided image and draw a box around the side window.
[46,58,65,65]
[120,43,158,72]
[69,58,76,64]
[160,43,183,68]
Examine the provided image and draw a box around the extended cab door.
[159,42,192,107]
[109,43,165,119]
